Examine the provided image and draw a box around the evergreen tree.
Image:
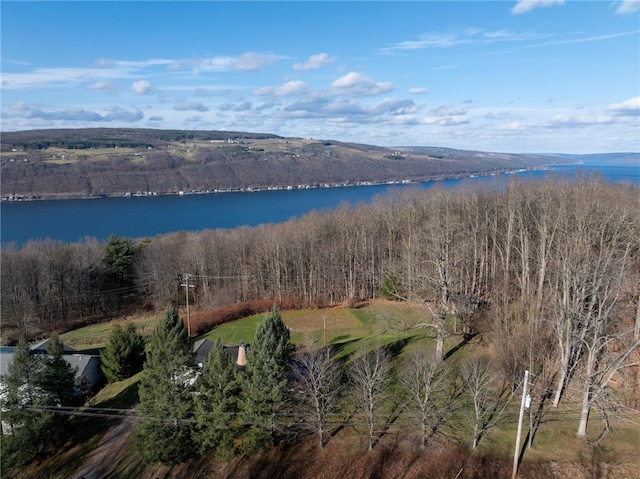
[38,334,78,406]
[134,306,195,465]
[1,336,77,468]
[101,322,146,383]
[2,339,40,410]
[103,234,136,286]
[193,339,242,457]
[241,307,294,451]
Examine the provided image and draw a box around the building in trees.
[0,336,103,414]
[0,335,79,467]
[193,338,242,457]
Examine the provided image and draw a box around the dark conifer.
[134,306,195,464]
[241,307,293,451]
[193,339,241,457]
[100,322,146,383]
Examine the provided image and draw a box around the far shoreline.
[1,165,559,203]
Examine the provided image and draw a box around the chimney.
[236,340,247,368]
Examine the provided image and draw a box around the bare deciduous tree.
[291,343,344,448]
[461,355,505,449]
[349,345,393,451]
[400,350,451,448]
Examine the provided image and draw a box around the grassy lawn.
[61,314,159,352]
[91,372,142,409]
[198,300,432,348]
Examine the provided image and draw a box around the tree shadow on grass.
[444,332,477,360]
[329,337,364,360]
[93,381,140,409]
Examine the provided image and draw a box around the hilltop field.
[8,300,640,479]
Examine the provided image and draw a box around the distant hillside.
[546,152,640,164]
[1,128,572,200]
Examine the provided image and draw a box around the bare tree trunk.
[350,346,392,451]
[635,280,640,341]
[435,311,445,364]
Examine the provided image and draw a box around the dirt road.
[71,414,137,479]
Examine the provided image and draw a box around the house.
[0,338,103,434]
[192,339,249,371]
[0,338,103,392]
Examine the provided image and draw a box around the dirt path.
[71,413,137,479]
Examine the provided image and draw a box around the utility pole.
[512,370,529,479]
[180,274,194,337]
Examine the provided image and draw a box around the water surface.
[2,163,637,247]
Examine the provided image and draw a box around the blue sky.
[1,1,639,153]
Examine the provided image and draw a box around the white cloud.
[381,29,550,54]
[170,57,234,72]
[131,80,153,95]
[293,53,336,71]
[331,72,393,96]
[277,94,417,126]
[174,101,209,112]
[184,115,206,124]
[148,52,283,73]
[253,80,309,97]
[421,115,471,126]
[547,114,613,127]
[96,58,174,68]
[512,0,565,15]
[88,81,119,95]
[7,102,143,122]
[616,0,640,14]
[420,104,472,126]
[218,102,254,113]
[234,52,282,71]
[371,98,418,115]
[102,106,146,122]
[1,66,134,90]
[409,87,428,94]
[234,102,253,112]
[195,88,211,97]
[500,122,527,131]
[608,96,640,116]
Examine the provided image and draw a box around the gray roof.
[192,340,249,368]
[0,340,101,388]
[30,338,76,354]
[193,339,214,367]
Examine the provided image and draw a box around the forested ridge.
[0,127,577,200]
[1,176,639,478]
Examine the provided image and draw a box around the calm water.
[1,163,638,247]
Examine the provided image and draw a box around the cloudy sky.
[2,1,639,153]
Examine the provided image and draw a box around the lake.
[1,162,638,247]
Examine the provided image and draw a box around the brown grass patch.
[283,308,360,333]
[189,297,304,336]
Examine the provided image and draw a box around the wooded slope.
[1,128,563,199]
